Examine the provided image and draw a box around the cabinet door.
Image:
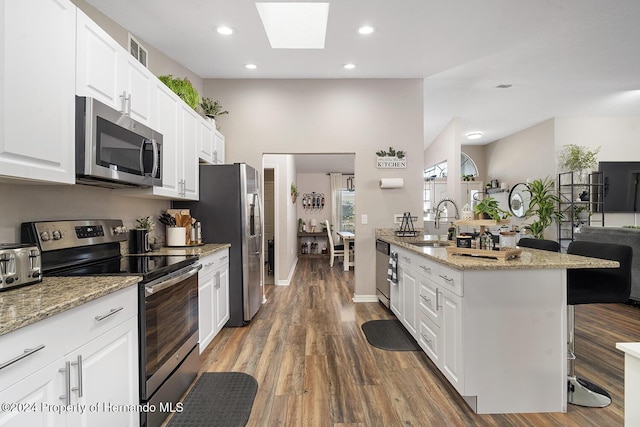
[121,53,153,125]
[399,264,417,338]
[0,360,66,427]
[0,0,75,184]
[151,82,181,197]
[214,130,225,164]
[440,288,463,392]
[214,264,230,334]
[76,10,122,110]
[198,119,215,164]
[198,270,216,353]
[179,104,200,200]
[69,316,139,427]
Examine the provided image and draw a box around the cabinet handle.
[439,274,453,283]
[71,355,83,397]
[204,262,215,268]
[436,289,442,310]
[420,265,431,273]
[59,361,71,404]
[95,306,124,322]
[0,344,45,370]
[402,256,411,263]
[420,294,431,304]
[420,333,432,345]
[214,150,218,164]
[220,255,228,261]
[119,91,131,115]
[214,271,221,289]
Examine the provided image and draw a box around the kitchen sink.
[409,240,452,247]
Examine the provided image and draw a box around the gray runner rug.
[361,319,421,351]
[167,372,258,427]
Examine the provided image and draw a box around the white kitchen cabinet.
[439,285,463,392]
[198,249,230,353]
[0,286,139,427]
[213,129,226,165]
[179,104,200,199]
[397,252,418,338]
[0,0,76,184]
[198,119,215,164]
[76,10,153,125]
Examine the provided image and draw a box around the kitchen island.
[375,229,618,414]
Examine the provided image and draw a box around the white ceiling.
[87,0,640,148]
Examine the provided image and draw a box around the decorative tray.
[446,246,522,260]
[395,230,420,237]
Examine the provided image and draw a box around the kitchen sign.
[376,147,406,169]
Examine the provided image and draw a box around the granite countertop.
[375,229,619,271]
[0,243,230,337]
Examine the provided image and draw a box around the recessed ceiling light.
[245,63,258,70]
[358,25,375,35]
[466,132,483,140]
[496,84,512,89]
[217,26,234,35]
[343,63,356,70]
[256,2,329,49]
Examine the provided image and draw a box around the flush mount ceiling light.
[466,132,483,140]
[216,26,235,35]
[245,63,258,70]
[343,63,356,70]
[256,2,330,49]
[358,25,375,35]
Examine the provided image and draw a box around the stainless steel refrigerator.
[173,163,262,326]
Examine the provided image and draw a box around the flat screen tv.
[599,161,640,212]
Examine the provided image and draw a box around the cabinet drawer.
[199,249,229,275]
[436,265,463,296]
[0,285,137,391]
[418,311,440,364]
[418,280,440,325]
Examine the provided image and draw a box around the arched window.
[423,153,478,216]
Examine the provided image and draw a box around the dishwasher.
[375,239,391,308]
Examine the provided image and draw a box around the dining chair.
[325,220,344,267]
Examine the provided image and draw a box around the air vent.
[129,34,148,67]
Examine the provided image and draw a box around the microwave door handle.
[150,139,159,178]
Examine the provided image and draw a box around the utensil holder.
[166,226,186,246]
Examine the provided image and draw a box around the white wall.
[205,79,424,299]
[424,118,462,206]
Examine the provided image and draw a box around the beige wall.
[424,118,462,203]
[205,79,424,299]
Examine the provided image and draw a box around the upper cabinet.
[198,120,226,165]
[76,10,153,125]
[0,0,76,184]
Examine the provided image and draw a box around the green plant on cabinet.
[158,74,200,111]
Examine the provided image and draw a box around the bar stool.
[517,237,560,252]
[566,240,632,407]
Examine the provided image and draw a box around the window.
[340,189,355,232]
[129,34,148,67]
[424,153,478,218]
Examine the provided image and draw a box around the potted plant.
[158,74,200,111]
[574,205,591,222]
[135,216,154,232]
[200,97,229,120]
[291,183,299,203]
[558,144,601,182]
[524,177,564,239]
[474,196,511,221]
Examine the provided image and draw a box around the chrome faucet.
[434,198,460,229]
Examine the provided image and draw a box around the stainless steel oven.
[21,219,201,427]
[140,263,200,427]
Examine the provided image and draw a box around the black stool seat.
[517,238,560,252]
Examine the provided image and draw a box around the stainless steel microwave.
[75,96,162,188]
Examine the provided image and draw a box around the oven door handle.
[144,264,202,297]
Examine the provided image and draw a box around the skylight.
[255,2,330,49]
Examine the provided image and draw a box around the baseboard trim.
[352,294,379,303]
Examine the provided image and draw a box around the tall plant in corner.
[524,177,564,239]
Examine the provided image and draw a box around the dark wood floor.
[199,258,640,426]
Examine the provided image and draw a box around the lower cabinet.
[198,249,230,353]
[0,286,139,427]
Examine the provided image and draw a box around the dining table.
[337,231,355,271]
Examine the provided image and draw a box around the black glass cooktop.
[47,255,199,283]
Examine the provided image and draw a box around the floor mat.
[167,372,258,427]
[361,319,421,351]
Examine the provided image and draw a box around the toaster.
[0,244,42,291]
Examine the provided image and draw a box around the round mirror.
[509,183,530,218]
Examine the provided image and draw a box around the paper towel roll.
[379,178,404,189]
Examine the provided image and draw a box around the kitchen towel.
[387,251,398,285]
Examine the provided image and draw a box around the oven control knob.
[52,230,62,240]
[40,231,50,241]
[113,226,128,235]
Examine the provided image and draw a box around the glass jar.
[500,231,517,249]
